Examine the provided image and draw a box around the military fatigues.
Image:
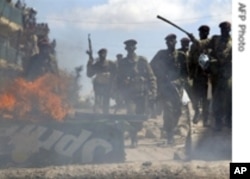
[117,40,157,147]
[113,54,125,113]
[87,58,116,114]
[151,39,187,143]
[188,38,211,125]
[177,38,193,107]
[197,26,232,130]
[118,55,157,146]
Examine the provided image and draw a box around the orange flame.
[0,73,72,121]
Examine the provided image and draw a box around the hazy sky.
[24,0,232,96]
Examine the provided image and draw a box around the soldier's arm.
[150,50,166,80]
[143,59,157,99]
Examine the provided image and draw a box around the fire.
[0,73,72,121]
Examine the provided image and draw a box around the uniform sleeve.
[150,51,166,81]
[143,59,157,98]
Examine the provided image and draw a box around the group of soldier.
[86,21,232,148]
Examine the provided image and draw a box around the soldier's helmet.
[198,25,210,32]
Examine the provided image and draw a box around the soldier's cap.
[198,25,210,32]
[165,33,177,41]
[124,39,137,46]
[219,21,231,29]
[98,48,107,54]
[180,37,190,43]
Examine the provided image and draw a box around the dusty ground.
[0,104,231,179]
[0,160,229,179]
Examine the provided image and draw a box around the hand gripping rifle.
[156,15,192,37]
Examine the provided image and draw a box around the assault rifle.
[86,34,94,62]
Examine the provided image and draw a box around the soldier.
[24,38,59,81]
[86,48,116,114]
[178,37,190,55]
[189,21,232,131]
[150,34,187,144]
[178,37,191,84]
[188,25,211,126]
[116,53,123,64]
[113,53,125,113]
[177,37,193,108]
[117,39,157,147]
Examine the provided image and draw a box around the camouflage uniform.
[117,39,157,147]
[87,48,116,114]
[150,34,187,144]
[195,22,232,130]
[188,25,211,126]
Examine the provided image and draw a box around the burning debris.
[0,73,73,121]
